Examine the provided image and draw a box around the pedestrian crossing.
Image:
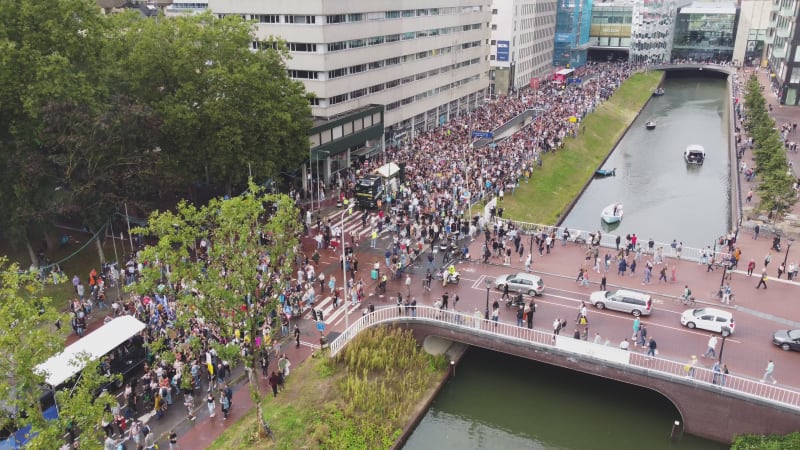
[311,209,394,246]
[305,288,384,327]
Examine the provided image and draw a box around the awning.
[375,162,400,178]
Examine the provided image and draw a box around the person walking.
[268,371,281,397]
[405,274,412,297]
[206,392,216,418]
[747,259,756,276]
[756,269,768,289]
[647,337,657,358]
[526,300,536,329]
[632,317,641,341]
[220,391,230,420]
[761,360,777,384]
[702,335,718,358]
[600,274,607,291]
[637,323,647,347]
[685,355,698,378]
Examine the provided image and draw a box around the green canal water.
[403,348,729,450]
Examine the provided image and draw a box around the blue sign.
[567,77,582,84]
[496,40,510,62]
[316,321,325,332]
[555,32,572,43]
[471,131,494,139]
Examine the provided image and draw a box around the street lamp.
[718,326,731,364]
[340,202,354,331]
[782,237,794,268]
[317,150,329,211]
[485,277,493,320]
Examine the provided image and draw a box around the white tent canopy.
[35,316,146,387]
[374,162,400,178]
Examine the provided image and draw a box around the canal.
[403,348,728,450]
[561,75,731,248]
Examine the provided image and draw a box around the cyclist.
[681,285,693,302]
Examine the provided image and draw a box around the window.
[492,8,498,14]
[320,130,331,144]
[386,57,400,66]
[328,68,347,79]
[288,43,317,52]
[328,42,346,52]
[254,14,279,23]
[402,10,414,17]
[332,126,343,140]
[386,79,400,88]
[309,133,320,147]
[369,60,385,70]
[490,40,496,45]
[386,34,400,43]
[368,36,384,46]
[367,12,383,20]
[329,94,348,105]
[288,70,318,79]
[351,88,367,99]
[369,84,385,93]
[350,64,366,74]
[402,32,415,40]
[348,39,366,49]
[327,15,345,24]
[348,13,363,22]
[343,122,353,135]
[308,97,320,106]
[284,15,316,24]
[492,24,497,30]
[386,11,400,19]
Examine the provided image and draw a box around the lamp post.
[718,326,731,364]
[485,277,493,320]
[340,202,354,331]
[782,237,794,268]
[317,150,329,211]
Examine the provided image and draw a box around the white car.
[680,308,735,334]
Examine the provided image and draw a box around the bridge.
[648,63,736,76]
[329,306,800,444]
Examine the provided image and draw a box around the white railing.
[328,306,800,411]
[495,219,731,264]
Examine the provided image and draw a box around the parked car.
[772,329,800,351]
[494,273,545,296]
[680,308,735,334]
[588,289,652,317]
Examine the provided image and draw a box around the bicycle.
[673,295,696,307]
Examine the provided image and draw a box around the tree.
[0,258,112,449]
[130,181,301,428]
[0,0,110,262]
[109,12,313,195]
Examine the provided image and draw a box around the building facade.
[490,0,558,94]
[553,0,593,67]
[672,1,738,61]
[734,0,773,66]
[630,0,677,64]
[208,0,491,135]
[588,0,633,61]
[766,0,800,104]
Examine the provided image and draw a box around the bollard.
[450,360,455,378]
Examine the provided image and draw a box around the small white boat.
[601,203,624,224]
[684,145,706,165]
[645,121,656,130]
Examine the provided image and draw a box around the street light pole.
[782,238,794,267]
[718,326,731,364]
[485,277,492,320]
[340,202,354,331]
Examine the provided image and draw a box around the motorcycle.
[505,293,526,308]
[436,265,461,285]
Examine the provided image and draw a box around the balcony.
[765,32,777,45]
[772,0,780,11]
[777,26,792,38]
[772,45,787,59]
[779,6,796,17]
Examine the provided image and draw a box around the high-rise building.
[734,0,772,67]
[588,0,634,62]
[208,1,491,135]
[766,0,800,105]
[630,0,677,64]
[489,0,558,94]
[553,0,593,68]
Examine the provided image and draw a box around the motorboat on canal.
[645,121,656,130]
[653,88,665,97]
[684,145,706,165]
[595,168,616,177]
[600,203,623,224]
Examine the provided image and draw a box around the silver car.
[494,273,545,296]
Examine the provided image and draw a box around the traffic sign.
[471,131,494,139]
[316,321,325,332]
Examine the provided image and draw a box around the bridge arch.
[329,306,800,443]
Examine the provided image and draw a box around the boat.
[684,145,706,165]
[601,203,624,224]
[653,88,665,97]
[595,168,616,177]
[645,121,656,130]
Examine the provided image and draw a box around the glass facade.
[554,0,594,67]
[589,5,633,48]
[630,0,676,64]
[672,3,739,61]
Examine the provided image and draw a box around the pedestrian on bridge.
[761,360,777,384]
[702,335,718,358]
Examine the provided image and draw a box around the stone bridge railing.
[329,306,800,412]
[647,63,736,76]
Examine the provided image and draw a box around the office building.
[734,0,772,66]
[766,0,800,104]
[672,1,738,61]
[630,0,677,64]
[490,0,558,94]
[553,0,593,68]
[588,0,634,61]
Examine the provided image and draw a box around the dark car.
[772,329,800,351]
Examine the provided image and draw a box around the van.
[589,289,652,317]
